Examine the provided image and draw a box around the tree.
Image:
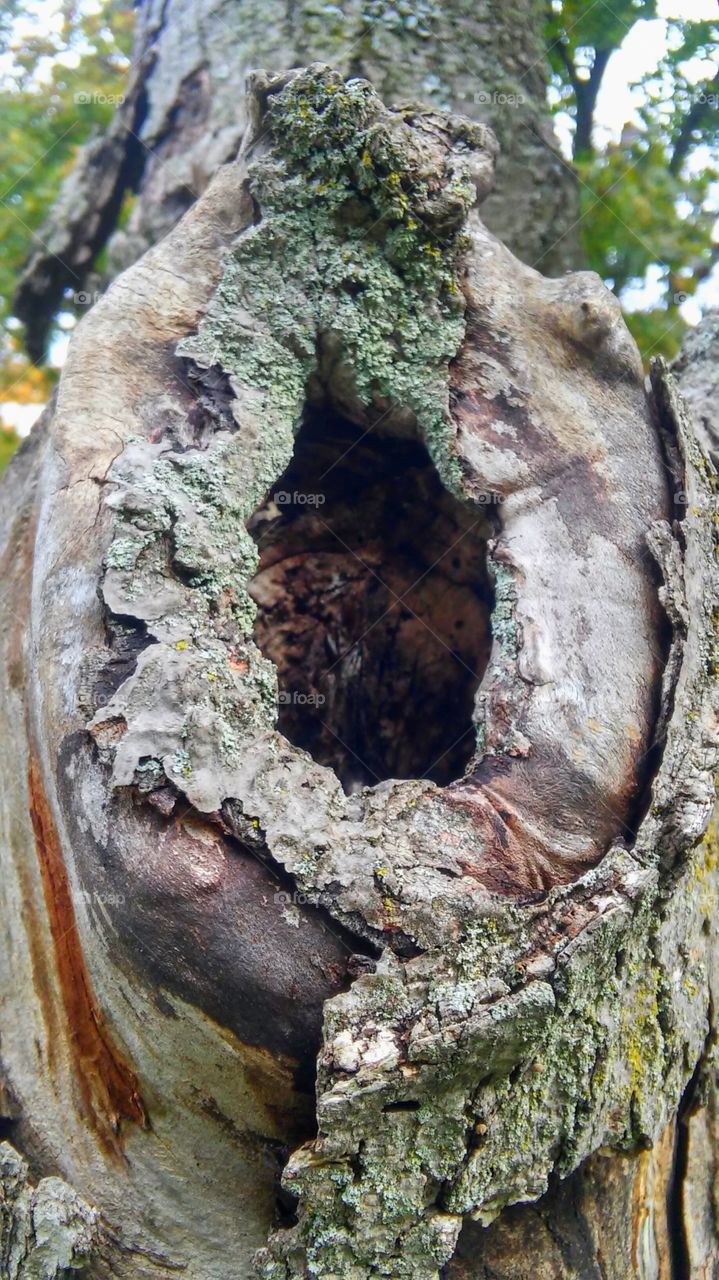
[547,0,719,358]
[13,0,580,368]
[0,0,133,439]
[0,5,717,1280]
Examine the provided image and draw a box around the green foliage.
[577,140,716,358]
[0,2,132,322]
[542,0,655,65]
[0,426,20,473]
[547,2,719,360]
[0,0,132,424]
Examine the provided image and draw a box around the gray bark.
[0,1143,99,1279]
[671,307,719,463]
[14,0,579,361]
[1,18,718,1280]
[441,308,719,1280]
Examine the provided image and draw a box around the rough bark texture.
[1,63,717,1279]
[14,0,580,361]
[441,309,719,1280]
[1,149,338,1280]
[0,1142,99,1279]
[672,307,719,464]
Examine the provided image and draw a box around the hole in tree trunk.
[247,405,493,795]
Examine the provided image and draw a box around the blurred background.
[0,0,716,469]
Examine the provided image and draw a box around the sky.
[2,0,718,433]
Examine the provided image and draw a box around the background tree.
[2,0,718,458]
[547,0,719,356]
[0,0,132,451]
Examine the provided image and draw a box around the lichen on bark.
[178,65,496,490]
[92,67,493,798]
[73,66,718,1280]
[0,1142,99,1278]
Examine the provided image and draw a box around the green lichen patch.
[257,831,712,1278]
[103,435,264,635]
[97,65,497,823]
[87,69,719,1280]
[179,65,489,492]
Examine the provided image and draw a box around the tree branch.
[669,68,719,176]
[573,46,612,156]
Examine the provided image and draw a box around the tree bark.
[441,313,719,1279]
[2,15,718,1280]
[671,307,719,463]
[14,0,580,362]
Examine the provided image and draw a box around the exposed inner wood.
[248,407,493,793]
[26,752,147,1152]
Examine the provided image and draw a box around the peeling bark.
[2,53,718,1280]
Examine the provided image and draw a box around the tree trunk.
[441,311,719,1280]
[14,0,580,362]
[2,12,718,1280]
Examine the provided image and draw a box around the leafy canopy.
[547,0,719,360]
[0,0,131,459]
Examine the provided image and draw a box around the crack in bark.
[667,1069,696,1280]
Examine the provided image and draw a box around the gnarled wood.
[1,27,716,1280]
[2,63,717,1280]
[14,0,579,362]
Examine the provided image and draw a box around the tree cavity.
[247,404,493,794]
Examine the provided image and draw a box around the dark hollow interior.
[247,407,494,794]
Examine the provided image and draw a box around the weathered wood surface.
[1,129,337,1280]
[14,0,579,362]
[1,63,717,1280]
